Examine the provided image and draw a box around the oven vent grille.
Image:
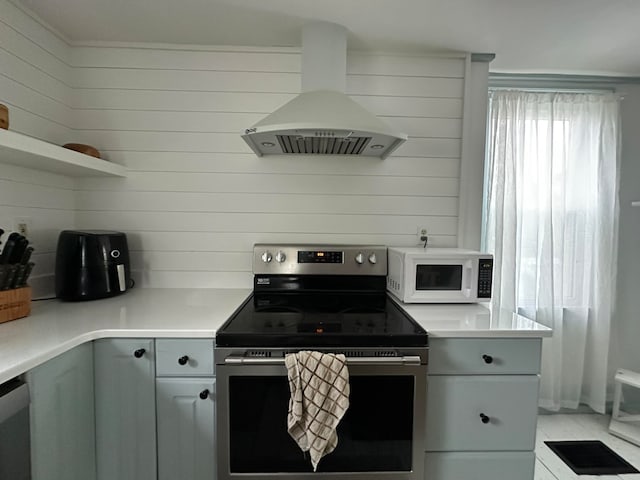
[277,135,371,155]
[244,350,401,358]
[339,350,399,358]
[281,350,399,358]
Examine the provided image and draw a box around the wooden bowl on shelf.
[0,104,8,130]
[62,143,101,158]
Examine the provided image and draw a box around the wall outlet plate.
[417,226,428,241]
[14,217,32,238]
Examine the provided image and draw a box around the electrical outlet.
[417,226,428,242]
[14,217,32,237]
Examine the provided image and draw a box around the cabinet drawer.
[429,338,541,375]
[426,375,539,451]
[155,339,214,376]
[425,451,535,480]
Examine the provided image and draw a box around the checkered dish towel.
[285,350,350,471]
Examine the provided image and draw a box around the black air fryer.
[55,230,131,301]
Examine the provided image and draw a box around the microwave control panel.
[477,259,494,298]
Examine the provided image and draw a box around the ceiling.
[16,0,640,76]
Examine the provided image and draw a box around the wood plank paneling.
[69,48,468,288]
[71,68,300,92]
[347,54,466,77]
[74,211,458,235]
[2,5,472,291]
[71,90,295,112]
[78,172,459,196]
[0,20,69,83]
[70,110,462,139]
[0,1,74,296]
[0,0,70,63]
[102,152,461,177]
[125,231,458,253]
[75,191,458,216]
[0,75,73,128]
[0,49,70,108]
[71,46,300,72]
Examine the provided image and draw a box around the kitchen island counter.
[0,288,550,384]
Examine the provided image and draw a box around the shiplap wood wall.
[0,0,75,296]
[1,0,476,292]
[71,47,465,288]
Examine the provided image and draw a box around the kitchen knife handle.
[20,246,34,265]
[2,265,18,290]
[18,262,35,288]
[0,266,7,289]
[0,233,18,264]
[8,237,27,265]
[10,265,26,289]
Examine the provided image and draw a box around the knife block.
[0,286,31,324]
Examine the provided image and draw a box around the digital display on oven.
[298,250,343,263]
[416,264,463,290]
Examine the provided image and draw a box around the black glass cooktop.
[216,292,427,348]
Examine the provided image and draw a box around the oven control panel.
[253,244,387,276]
[298,250,343,263]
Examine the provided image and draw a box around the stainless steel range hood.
[241,22,407,159]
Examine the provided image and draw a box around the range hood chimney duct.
[241,21,407,159]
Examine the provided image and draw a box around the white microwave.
[387,247,493,303]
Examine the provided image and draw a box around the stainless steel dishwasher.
[0,377,30,480]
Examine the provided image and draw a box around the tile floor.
[536,414,640,479]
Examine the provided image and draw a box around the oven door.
[216,353,426,480]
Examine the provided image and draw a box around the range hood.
[241,22,407,159]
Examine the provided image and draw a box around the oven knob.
[261,251,273,263]
[355,253,364,264]
[368,253,377,264]
[275,251,286,263]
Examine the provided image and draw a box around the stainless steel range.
[215,244,428,480]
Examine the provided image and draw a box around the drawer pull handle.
[199,389,209,400]
[178,355,189,366]
[133,348,146,358]
[480,413,491,424]
[482,354,494,364]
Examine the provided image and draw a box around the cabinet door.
[156,377,216,480]
[27,343,96,480]
[426,375,539,451]
[94,338,157,480]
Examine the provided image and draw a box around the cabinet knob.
[178,355,189,366]
[480,413,491,424]
[482,354,494,364]
[133,348,146,358]
[199,389,210,400]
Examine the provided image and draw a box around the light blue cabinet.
[425,337,542,480]
[94,338,157,480]
[27,343,96,480]
[156,377,216,480]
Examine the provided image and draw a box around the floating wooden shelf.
[632,201,640,207]
[0,129,127,177]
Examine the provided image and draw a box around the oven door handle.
[223,355,422,366]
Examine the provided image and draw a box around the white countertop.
[400,302,553,338]
[0,288,251,384]
[0,288,551,384]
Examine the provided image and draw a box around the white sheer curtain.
[483,90,620,413]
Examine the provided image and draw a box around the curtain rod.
[489,72,640,91]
